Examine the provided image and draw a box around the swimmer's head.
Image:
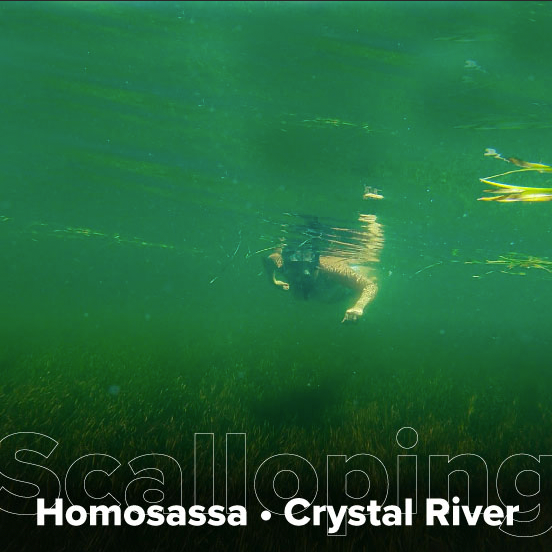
[282,247,320,299]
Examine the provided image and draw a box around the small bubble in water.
[439,329,446,335]
[108,385,120,396]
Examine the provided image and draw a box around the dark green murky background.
[1,2,552,550]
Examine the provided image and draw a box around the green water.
[1,2,552,550]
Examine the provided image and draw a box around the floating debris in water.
[5,217,178,250]
[455,120,552,130]
[301,116,372,133]
[279,112,379,134]
[414,260,443,276]
[464,59,486,72]
[478,148,552,202]
[363,186,384,200]
[466,252,552,277]
[52,225,176,248]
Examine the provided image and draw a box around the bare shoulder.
[319,255,348,270]
[267,251,284,268]
[319,256,376,284]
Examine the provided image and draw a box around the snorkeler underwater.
[2,2,552,551]
[260,210,383,323]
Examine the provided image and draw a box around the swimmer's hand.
[270,270,289,290]
[274,278,290,291]
[342,307,363,324]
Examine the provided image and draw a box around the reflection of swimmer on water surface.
[262,214,384,324]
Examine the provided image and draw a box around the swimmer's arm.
[346,281,378,322]
[262,252,289,291]
[319,257,378,322]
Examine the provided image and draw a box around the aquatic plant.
[466,252,552,277]
[1,339,551,551]
[478,148,552,202]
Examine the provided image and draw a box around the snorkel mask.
[282,247,320,299]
